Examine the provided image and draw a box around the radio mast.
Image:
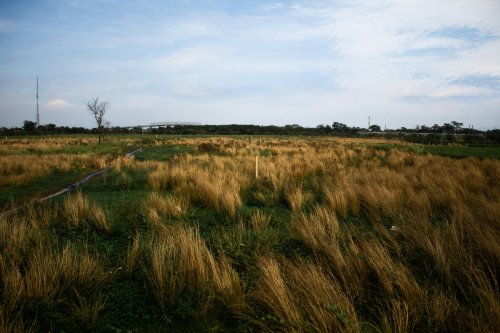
[36,77,40,125]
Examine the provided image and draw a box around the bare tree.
[87,97,109,145]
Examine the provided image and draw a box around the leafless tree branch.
[87,97,109,145]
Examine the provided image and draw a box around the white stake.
[255,155,259,179]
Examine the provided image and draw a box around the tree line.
[1,120,499,144]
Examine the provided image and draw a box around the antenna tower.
[36,77,40,125]
[368,116,371,129]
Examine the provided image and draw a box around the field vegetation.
[0,135,499,332]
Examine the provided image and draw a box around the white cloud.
[409,37,466,51]
[263,3,285,12]
[403,83,494,100]
[430,85,493,98]
[153,47,223,72]
[47,99,71,109]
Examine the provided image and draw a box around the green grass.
[44,166,258,331]
[43,173,164,332]
[370,143,500,159]
[134,145,195,161]
[41,142,127,156]
[0,169,95,208]
[0,137,147,208]
[422,144,500,159]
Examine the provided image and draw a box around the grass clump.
[143,225,245,322]
[1,244,109,331]
[63,191,111,233]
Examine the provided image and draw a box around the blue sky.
[1,0,499,129]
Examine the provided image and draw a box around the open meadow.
[0,135,499,332]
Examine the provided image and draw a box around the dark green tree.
[451,121,463,133]
[23,120,37,133]
[442,123,454,133]
[332,122,349,132]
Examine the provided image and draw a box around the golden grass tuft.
[63,192,111,233]
[67,291,107,328]
[1,245,109,329]
[147,158,243,217]
[125,233,143,274]
[323,181,360,217]
[145,225,244,315]
[292,205,340,253]
[0,215,41,264]
[176,174,242,218]
[380,300,414,333]
[291,206,368,299]
[284,183,312,213]
[252,257,301,328]
[249,210,271,229]
[145,192,188,223]
[252,256,359,332]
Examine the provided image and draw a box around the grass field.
[370,142,500,159]
[1,135,499,332]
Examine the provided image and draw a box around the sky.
[0,0,499,129]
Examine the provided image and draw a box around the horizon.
[10,119,497,132]
[1,0,500,129]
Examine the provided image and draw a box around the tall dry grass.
[285,183,313,213]
[147,157,245,217]
[1,199,111,331]
[63,191,111,233]
[252,256,359,332]
[142,225,245,316]
[125,233,142,274]
[249,210,271,229]
[145,192,188,223]
[2,135,499,331]
[140,137,500,330]
[1,244,109,330]
[0,154,108,188]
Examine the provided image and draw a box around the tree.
[46,123,57,132]
[369,124,381,132]
[484,129,500,143]
[420,125,430,133]
[87,97,109,145]
[23,120,37,133]
[442,123,454,133]
[332,122,349,132]
[451,121,463,133]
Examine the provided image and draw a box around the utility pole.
[36,77,40,125]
